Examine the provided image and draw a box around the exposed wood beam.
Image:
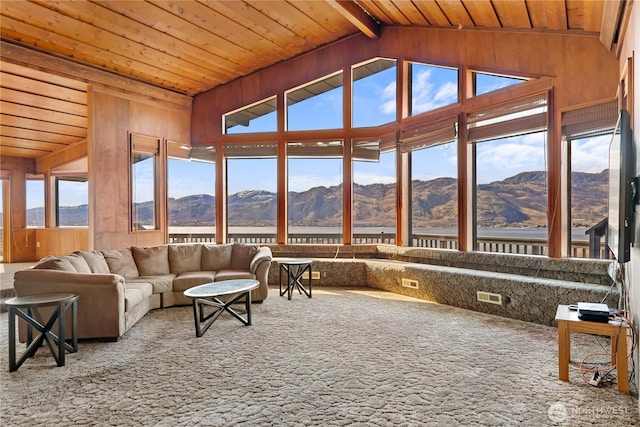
[599,0,624,51]
[327,0,379,39]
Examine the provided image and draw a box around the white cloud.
[379,81,397,115]
[289,174,342,192]
[353,171,395,186]
[571,135,609,173]
[476,134,546,183]
[434,81,458,103]
[412,69,458,114]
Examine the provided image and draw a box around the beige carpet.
[0,287,638,426]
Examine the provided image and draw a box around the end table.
[6,292,78,372]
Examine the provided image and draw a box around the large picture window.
[353,136,396,243]
[131,133,160,231]
[55,177,88,227]
[225,143,277,243]
[287,140,343,243]
[26,174,44,228]
[562,100,618,258]
[401,119,458,248]
[468,93,549,255]
[167,141,216,242]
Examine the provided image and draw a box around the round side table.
[6,292,78,372]
[278,259,313,300]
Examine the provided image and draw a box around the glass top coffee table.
[183,279,260,337]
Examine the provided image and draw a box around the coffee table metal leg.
[9,307,17,372]
[57,303,66,366]
[290,263,311,298]
[191,291,253,337]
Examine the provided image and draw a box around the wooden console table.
[555,304,630,394]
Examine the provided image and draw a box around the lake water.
[169,226,591,242]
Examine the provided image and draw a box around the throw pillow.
[77,250,111,274]
[201,244,233,271]
[33,256,76,272]
[131,245,170,276]
[63,253,92,273]
[102,248,140,279]
[168,244,202,274]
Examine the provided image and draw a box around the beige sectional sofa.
[13,243,272,341]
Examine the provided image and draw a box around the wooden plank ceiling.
[0,0,618,160]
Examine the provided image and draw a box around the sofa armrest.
[14,269,125,287]
[13,269,127,340]
[249,246,273,274]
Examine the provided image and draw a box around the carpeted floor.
[0,287,638,426]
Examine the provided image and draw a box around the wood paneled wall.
[35,227,89,258]
[90,89,191,250]
[2,42,192,259]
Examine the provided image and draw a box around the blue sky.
[16,64,610,208]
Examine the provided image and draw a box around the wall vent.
[477,291,502,305]
[302,271,321,280]
[401,278,419,289]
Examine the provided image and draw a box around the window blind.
[400,118,457,152]
[224,143,277,158]
[131,133,160,156]
[287,140,344,158]
[168,141,216,162]
[561,100,618,140]
[352,140,380,162]
[467,93,547,142]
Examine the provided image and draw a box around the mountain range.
[21,170,608,229]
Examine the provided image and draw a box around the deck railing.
[169,232,605,259]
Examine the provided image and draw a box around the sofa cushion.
[33,256,76,272]
[201,244,233,271]
[102,248,139,279]
[214,270,256,282]
[127,275,175,294]
[76,251,110,274]
[231,243,259,270]
[169,244,202,274]
[62,253,92,274]
[124,282,153,312]
[173,271,216,292]
[131,246,170,276]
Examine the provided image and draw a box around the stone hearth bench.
[268,245,615,326]
[13,243,272,341]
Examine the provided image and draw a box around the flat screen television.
[607,109,635,263]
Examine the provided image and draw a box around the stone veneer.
[267,244,616,326]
